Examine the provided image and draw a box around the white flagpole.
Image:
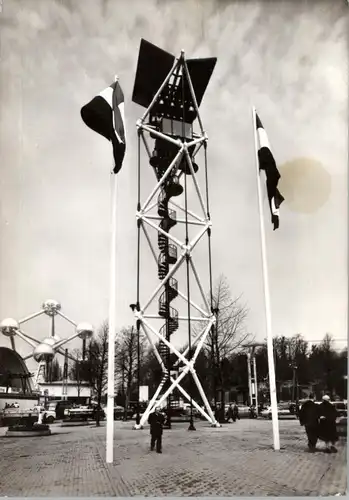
[106,76,119,464]
[106,172,117,463]
[252,106,280,451]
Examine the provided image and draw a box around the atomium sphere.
[76,322,94,340]
[42,335,60,347]
[33,342,55,363]
[0,318,19,337]
[42,299,61,316]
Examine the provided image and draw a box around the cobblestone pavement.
[0,418,346,496]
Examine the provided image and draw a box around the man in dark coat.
[148,407,165,453]
[318,395,338,453]
[232,402,239,422]
[226,404,233,423]
[298,397,320,452]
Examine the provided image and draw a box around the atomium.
[33,343,55,363]
[76,322,94,340]
[42,335,61,346]
[42,299,61,316]
[0,318,19,337]
[1,300,94,384]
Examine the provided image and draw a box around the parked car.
[224,404,256,419]
[181,404,202,417]
[337,415,347,436]
[33,405,56,424]
[47,400,73,420]
[260,404,293,419]
[63,404,105,421]
[129,401,147,414]
[92,405,106,421]
[113,405,134,420]
[1,407,39,427]
[333,401,347,417]
[238,404,257,418]
[332,401,347,437]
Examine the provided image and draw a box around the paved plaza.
[0,418,346,497]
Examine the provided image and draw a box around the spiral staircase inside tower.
[146,62,205,422]
[132,39,218,428]
[153,148,181,416]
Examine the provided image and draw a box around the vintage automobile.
[33,405,56,424]
[333,401,347,437]
[47,400,74,420]
[260,403,294,419]
[63,404,105,422]
[224,403,257,419]
[1,407,39,427]
[113,405,134,420]
[333,400,347,417]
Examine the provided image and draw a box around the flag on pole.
[81,80,126,174]
[255,113,284,230]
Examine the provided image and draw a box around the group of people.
[147,402,242,453]
[225,403,240,422]
[299,394,339,453]
[4,402,19,409]
[147,395,341,455]
[213,402,242,423]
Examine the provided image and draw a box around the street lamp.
[242,341,265,415]
[130,304,141,427]
[136,319,141,426]
[212,307,219,411]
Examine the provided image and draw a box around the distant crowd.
[4,402,19,409]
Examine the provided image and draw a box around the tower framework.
[131,40,220,429]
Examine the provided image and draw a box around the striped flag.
[255,113,284,230]
[81,80,126,174]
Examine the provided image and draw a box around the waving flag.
[81,80,126,174]
[255,113,284,230]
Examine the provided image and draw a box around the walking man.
[232,402,239,422]
[148,406,165,453]
[298,396,319,452]
[226,404,233,423]
[318,395,338,453]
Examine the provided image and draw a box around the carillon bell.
[149,150,160,168]
[166,175,183,197]
[179,158,199,175]
[186,106,196,123]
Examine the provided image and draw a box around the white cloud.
[0,0,347,372]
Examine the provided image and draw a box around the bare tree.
[50,358,62,382]
[115,326,146,420]
[68,348,87,401]
[84,322,109,426]
[204,275,250,407]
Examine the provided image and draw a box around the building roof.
[0,347,33,393]
[38,381,91,386]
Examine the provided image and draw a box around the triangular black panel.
[185,58,217,107]
[132,39,175,108]
[132,39,217,115]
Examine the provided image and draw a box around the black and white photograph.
[0,0,347,496]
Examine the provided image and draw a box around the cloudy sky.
[0,0,347,371]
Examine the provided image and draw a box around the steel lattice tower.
[131,40,220,429]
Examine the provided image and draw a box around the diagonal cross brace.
[133,47,220,431]
[138,323,213,425]
[135,313,219,427]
